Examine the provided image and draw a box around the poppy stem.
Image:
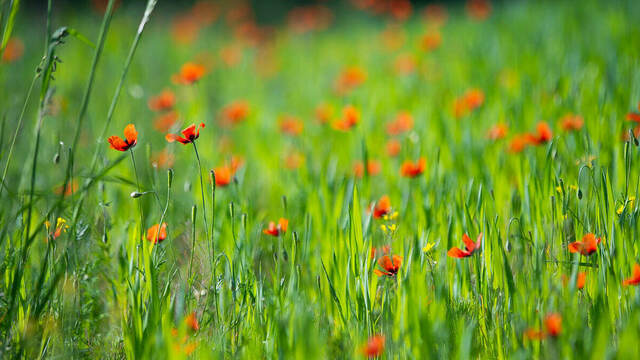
[129,149,144,238]
[192,142,211,244]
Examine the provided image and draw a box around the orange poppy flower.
[153,111,179,132]
[524,328,546,341]
[466,0,491,21]
[151,149,175,169]
[421,32,442,52]
[184,312,200,332]
[2,37,24,63]
[487,123,508,140]
[279,116,304,136]
[54,180,79,197]
[623,264,640,286]
[371,195,391,219]
[220,100,250,126]
[447,233,482,258]
[360,334,385,358]
[562,272,586,290]
[386,111,414,136]
[287,5,333,34]
[626,103,640,122]
[559,113,584,132]
[545,313,562,337]
[389,0,412,21]
[353,160,381,178]
[146,223,167,244]
[568,233,600,256]
[166,123,205,144]
[386,139,401,157]
[172,62,207,85]
[148,90,176,112]
[284,150,304,170]
[400,158,426,178]
[374,254,403,277]
[213,157,244,187]
[335,66,367,95]
[263,218,288,237]
[508,134,531,153]
[393,53,417,76]
[453,89,484,118]
[380,24,406,51]
[528,122,553,145]
[333,105,360,131]
[422,4,448,27]
[370,244,391,260]
[108,124,138,151]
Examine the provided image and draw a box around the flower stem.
[192,142,210,243]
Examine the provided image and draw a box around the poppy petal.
[124,124,137,144]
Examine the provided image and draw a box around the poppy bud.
[130,191,143,198]
[191,205,197,223]
[167,168,174,188]
[209,170,216,191]
[577,188,582,200]
[53,152,60,164]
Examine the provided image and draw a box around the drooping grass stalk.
[192,141,210,243]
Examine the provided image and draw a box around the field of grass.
[2,0,640,358]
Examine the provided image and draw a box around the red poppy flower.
[146,223,167,244]
[400,158,426,178]
[153,111,179,132]
[151,149,175,169]
[421,31,442,52]
[279,115,304,136]
[370,244,390,260]
[148,90,176,112]
[386,111,414,136]
[184,312,200,332]
[371,195,391,219]
[54,180,79,197]
[626,103,640,122]
[374,254,402,277]
[213,158,243,187]
[508,134,530,153]
[172,62,207,85]
[334,66,367,95]
[2,37,24,63]
[447,233,482,258]
[108,124,138,151]
[562,272,587,290]
[380,24,406,51]
[333,105,360,131]
[559,114,584,132]
[386,139,401,157]
[544,313,562,337]
[393,53,417,76]
[166,123,205,144]
[353,160,381,178]
[528,122,553,145]
[453,89,484,118]
[487,123,508,140]
[623,264,640,286]
[422,4,448,27]
[568,233,600,256]
[360,334,385,358]
[221,100,249,126]
[466,0,491,21]
[263,218,288,237]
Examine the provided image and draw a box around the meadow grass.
[1,0,640,358]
